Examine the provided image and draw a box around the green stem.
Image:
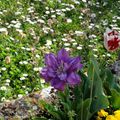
[86,66,94,120]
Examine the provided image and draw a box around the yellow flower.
[98,109,108,117]
[114,110,120,120]
[106,115,117,120]
[114,110,120,115]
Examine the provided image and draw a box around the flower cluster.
[97,109,120,120]
[40,49,82,91]
[104,28,120,52]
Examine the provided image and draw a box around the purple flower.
[40,49,82,91]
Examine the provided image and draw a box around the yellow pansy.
[98,109,108,117]
[106,115,117,120]
[114,113,120,120]
[114,110,120,120]
[114,110,120,115]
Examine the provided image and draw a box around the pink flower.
[104,28,120,51]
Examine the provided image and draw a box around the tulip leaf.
[87,56,109,113]
[78,98,92,120]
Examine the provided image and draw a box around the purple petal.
[68,57,82,72]
[67,72,80,85]
[57,48,70,62]
[47,68,56,78]
[45,53,57,68]
[51,78,66,91]
[40,67,51,82]
[58,73,67,81]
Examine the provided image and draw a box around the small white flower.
[79,16,83,19]
[112,19,117,23]
[51,15,56,18]
[66,7,71,11]
[26,48,31,51]
[39,67,42,72]
[37,19,45,24]
[64,43,70,46]
[117,17,120,20]
[36,54,40,58]
[45,11,50,14]
[23,61,28,64]
[41,79,45,84]
[46,40,52,46]
[77,46,82,50]
[66,19,72,23]
[62,38,68,41]
[19,61,23,64]
[22,86,26,88]
[1,86,7,90]
[91,13,96,18]
[89,34,96,39]
[94,54,98,58]
[93,49,98,52]
[18,94,23,98]
[0,12,3,15]
[33,105,38,110]
[6,79,10,83]
[106,53,111,57]
[53,39,56,42]
[15,12,21,15]
[1,67,6,71]
[14,22,21,28]
[74,1,80,4]
[21,47,25,50]
[102,55,106,57]
[71,39,76,42]
[65,47,70,51]
[0,28,7,32]
[6,47,10,50]
[82,0,87,2]
[51,10,55,13]
[25,91,28,94]
[45,7,49,10]
[73,42,77,46]
[33,67,39,71]
[88,25,93,29]
[75,31,84,36]
[88,45,94,47]
[56,12,62,15]
[10,37,15,41]
[0,28,8,35]
[20,77,26,80]
[61,9,66,12]
[23,74,28,77]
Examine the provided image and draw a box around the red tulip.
[104,28,120,51]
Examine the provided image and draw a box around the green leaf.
[87,56,109,113]
[78,98,92,120]
[110,89,120,109]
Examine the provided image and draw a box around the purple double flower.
[40,49,82,91]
